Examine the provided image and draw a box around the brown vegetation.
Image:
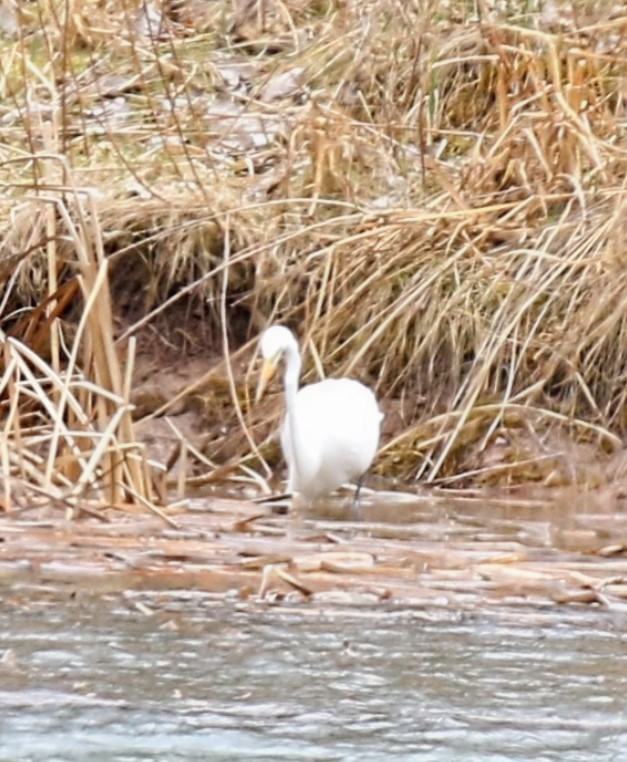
[2,0,627,512]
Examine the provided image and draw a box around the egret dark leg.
[351,473,366,518]
[354,474,365,506]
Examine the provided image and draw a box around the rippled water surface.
[2,591,627,761]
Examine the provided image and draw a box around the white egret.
[256,325,382,506]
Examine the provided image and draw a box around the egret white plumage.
[256,325,382,506]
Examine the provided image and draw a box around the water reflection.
[308,487,627,555]
[2,594,627,761]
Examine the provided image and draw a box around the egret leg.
[352,473,366,511]
[351,473,366,519]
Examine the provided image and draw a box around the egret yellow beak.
[255,358,278,402]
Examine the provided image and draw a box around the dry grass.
[2,0,627,507]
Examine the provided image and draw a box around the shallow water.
[2,591,627,761]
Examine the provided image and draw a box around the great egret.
[255,325,382,506]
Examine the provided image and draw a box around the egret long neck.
[282,342,301,411]
[282,342,307,490]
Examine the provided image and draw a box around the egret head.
[255,325,298,402]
